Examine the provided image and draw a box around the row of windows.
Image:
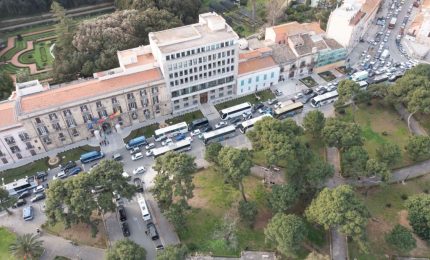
[167,50,235,71]
[165,40,234,61]
[171,76,234,98]
[240,72,276,86]
[173,85,234,104]
[172,88,234,110]
[169,58,235,79]
[169,65,235,87]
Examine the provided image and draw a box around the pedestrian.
[145,230,148,235]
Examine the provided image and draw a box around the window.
[37,126,48,136]
[112,97,118,104]
[52,122,61,131]
[127,93,135,100]
[35,117,42,124]
[63,109,72,117]
[59,133,66,141]
[4,136,15,145]
[43,137,51,144]
[264,74,267,80]
[152,96,159,104]
[16,153,22,159]
[256,76,260,82]
[19,132,30,141]
[271,71,275,78]
[80,105,89,112]
[66,118,76,128]
[83,114,92,122]
[113,106,122,113]
[48,113,58,121]
[1,158,8,164]
[71,129,79,137]
[174,105,180,110]
[96,101,103,108]
[10,146,20,153]
[228,90,233,95]
[26,142,33,149]
[128,102,137,111]
[240,80,244,86]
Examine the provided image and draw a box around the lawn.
[0,227,15,260]
[0,157,49,184]
[299,76,318,88]
[338,100,412,168]
[215,90,275,111]
[57,145,100,165]
[318,71,336,82]
[19,41,55,70]
[349,174,430,259]
[124,123,159,143]
[166,110,204,125]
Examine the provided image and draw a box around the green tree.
[406,87,430,133]
[341,146,369,178]
[204,142,223,165]
[15,69,32,83]
[0,187,14,215]
[265,213,307,257]
[355,90,371,105]
[218,147,253,202]
[306,251,330,260]
[303,110,326,138]
[306,185,370,252]
[337,79,360,104]
[9,233,44,260]
[269,184,299,213]
[0,72,14,100]
[156,245,188,260]
[322,118,363,151]
[366,159,391,182]
[164,203,188,232]
[238,200,257,227]
[153,152,196,210]
[405,194,430,241]
[406,136,430,161]
[376,143,401,166]
[106,239,146,260]
[385,224,416,252]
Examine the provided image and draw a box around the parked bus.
[3,177,37,196]
[358,80,369,90]
[154,122,188,141]
[371,74,389,84]
[23,206,34,221]
[137,196,151,221]
[238,114,272,134]
[202,125,236,144]
[273,102,304,120]
[189,117,209,131]
[219,102,252,120]
[152,139,192,158]
[125,136,147,150]
[311,91,339,108]
[80,150,104,164]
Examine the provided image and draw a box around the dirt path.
[0,37,15,57]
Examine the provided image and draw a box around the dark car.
[17,190,31,199]
[12,198,27,208]
[121,222,130,237]
[230,117,242,125]
[35,171,48,182]
[253,103,264,111]
[302,88,313,95]
[147,222,159,240]
[201,125,212,133]
[316,87,327,95]
[117,205,127,222]
[112,154,123,161]
[60,161,77,172]
[31,193,46,203]
[133,178,144,193]
[67,166,82,176]
[156,244,164,250]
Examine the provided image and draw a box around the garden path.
[10,41,52,74]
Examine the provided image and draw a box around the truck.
[351,71,369,82]
[388,17,397,29]
[381,49,390,59]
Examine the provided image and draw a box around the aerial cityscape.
[0,0,429,259]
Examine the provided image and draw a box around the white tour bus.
[219,102,252,120]
[238,114,273,134]
[152,139,192,158]
[3,177,37,196]
[310,90,339,108]
[202,125,236,144]
[273,102,304,120]
[137,196,151,221]
[154,122,188,141]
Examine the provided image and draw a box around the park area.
[0,227,15,260]
[349,174,430,259]
[338,100,413,168]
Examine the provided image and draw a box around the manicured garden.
[299,76,318,88]
[349,174,430,259]
[18,41,55,70]
[0,227,15,260]
[318,71,336,82]
[214,90,275,111]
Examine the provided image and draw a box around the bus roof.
[274,102,303,114]
[311,90,338,102]
[128,136,146,145]
[152,139,191,156]
[155,122,188,136]
[3,177,32,191]
[80,151,101,160]
[203,125,236,140]
[241,114,272,128]
[191,117,208,125]
[219,102,251,114]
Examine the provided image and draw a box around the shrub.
[238,201,257,227]
[385,224,416,252]
[401,194,408,200]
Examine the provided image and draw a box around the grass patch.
[318,71,336,82]
[350,174,430,259]
[335,66,351,75]
[0,227,15,260]
[338,100,412,168]
[124,123,159,143]
[167,110,204,125]
[0,157,49,184]
[299,76,318,88]
[215,90,275,111]
[57,145,100,165]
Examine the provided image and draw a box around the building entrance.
[102,122,112,134]
[200,92,208,104]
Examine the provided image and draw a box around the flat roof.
[238,56,278,75]
[19,68,163,114]
[0,101,18,129]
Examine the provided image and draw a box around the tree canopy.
[268,184,299,213]
[407,136,430,161]
[340,146,369,178]
[337,79,360,103]
[303,110,326,138]
[376,143,401,167]
[322,118,363,151]
[106,239,147,260]
[385,224,416,252]
[0,72,14,101]
[9,233,44,260]
[405,194,430,241]
[156,245,188,260]
[0,187,15,215]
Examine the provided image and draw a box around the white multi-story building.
[149,12,240,113]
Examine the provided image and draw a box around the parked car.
[33,185,45,194]
[175,133,186,141]
[302,88,313,95]
[156,244,164,251]
[190,129,201,136]
[274,89,283,96]
[145,149,154,157]
[267,98,278,105]
[133,166,146,175]
[253,103,264,111]
[117,205,127,222]
[201,125,212,132]
[31,193,46,203]
[133,178,144,193]
[242,111,252,119]
[18,190,31,199]
[53,171,67,180]
[35,171,48,182]
[121,222,130,237]
[60,161,77,172]
[131,152,144,161]
[145,143,155,150]
[112,153,123,161]
[147,222,159,240]
[258,106,269,114]
[130,147,140,155]
[316,87,328,95]
[68,166,82,176]
[122,171,131,180]
[161,138,173,146]
[215,121,228,129]
[12,199,27,208]
[230,117,242,125]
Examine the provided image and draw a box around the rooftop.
[270,21,324,38]
[0,101,18,129]
[238,56,278,75]
[149,12,239,53]
[19,68,163,114]
[270,44,298,64]
[239,47,272,60]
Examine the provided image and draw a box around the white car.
[122,171,131,180]
[186,136,193,143]
[215,121,228,129]
[145,143,155,150]
[294,92,303,100]
[190,129,201,136]
[130,147,140,155]
[33,185,45,194]
[131,152,144,161]
[145,150,153,157]
[133,166,146,175]
[161,138,173,146]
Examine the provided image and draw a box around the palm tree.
[9,233,44,260]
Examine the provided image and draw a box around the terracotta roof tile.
[238,56,277,75]
[0,101,18,128]
[272,22,324,37]
[124,53,156,69]
[20,68,162,114]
